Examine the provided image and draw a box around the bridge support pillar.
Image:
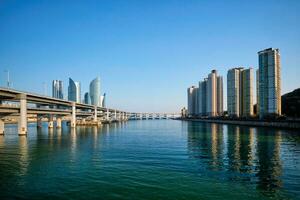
[48,115,54,128]
[106,108,109,121]
[94,106,97,122]
[37,115,43,128]
[0,119,4,135]
[18,94,27,136]
[56,117,62,128]
[71,102,76,128]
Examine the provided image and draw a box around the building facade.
[84,92,90,104]
[68,78,81,103]
[258,48,281,118]
[198,79,207,116]
[52,80,63,99]
[227,67,254,117]
[187,86,198,117]
[206,70,223,117]
[89,77,101,106]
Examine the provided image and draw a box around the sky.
[0,0,299,113]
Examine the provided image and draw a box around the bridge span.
[0,88,180,136]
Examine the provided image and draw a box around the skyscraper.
[187,86,198,117]
[100,93,106,107]
[52,80,63,99]
[206,70,223,117]
[84,92,90,104]
[227,67,253,117]
[198,79,207,116]
[89,77,101,106]
[68,78,81,103]
[258,48,281,118]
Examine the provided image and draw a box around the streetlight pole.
[4,70,10,88]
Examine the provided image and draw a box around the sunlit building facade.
[258,48,281,118]
[52,80,63,99]
[89,77,101,106]
[68,78,81,103]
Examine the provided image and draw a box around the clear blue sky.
[0,0,299,113]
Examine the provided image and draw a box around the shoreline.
[179,118,300,130]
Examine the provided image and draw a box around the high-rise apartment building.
[206,70,223,117]
[68,78,81,103]
[187,86,198,116]
[198,79,207,116]
[258,48,281,118]
[52,80,63,99]
[89,77,101,106]
[227,67,254,117]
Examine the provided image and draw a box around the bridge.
[0,88,180,136]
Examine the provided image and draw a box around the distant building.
[89,77,101,106]
[68,78,81,103]
[256,69,259,116]
[198,79,207,116]
[84,92,90,104]
[227,67,253,117]
[181,107,187,118]
[52,80,63,99]
[206,70,223,117]
[187,86,198,117]
[258,48,281,118]
[100,93,106,107]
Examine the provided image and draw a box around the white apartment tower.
[227,67,254,117]
[206,70,223,117]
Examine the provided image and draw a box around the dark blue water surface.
[0,120,299,199]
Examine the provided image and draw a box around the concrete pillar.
[71,102,76,128]
[18,94,27,136]
[106,108,109,120]
[114,110,117,120]
[94,106,97,122]
[0,119,4,135]
[56,116,62,128]
[48,115,54,128]
[37,115,43,128]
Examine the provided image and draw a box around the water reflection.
[187,122,286,197]
[18,136,29,176]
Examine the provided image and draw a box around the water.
[0,120,299,200]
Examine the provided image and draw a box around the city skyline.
[1,0,300,112]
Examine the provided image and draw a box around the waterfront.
[0,120,299,199]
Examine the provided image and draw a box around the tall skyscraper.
[52,80,63,99]
[227,67,253,117]
[258,48,281,118]
[187,86,198,116]
[68,78,81,103]
[206,70,223,117]
[198,79,207,116]
[217,76,223,115]
[89,77,101,106]
[84,92,90,104]
[256,69,259,115]
[100,93,106,107]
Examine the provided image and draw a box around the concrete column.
[0,119,4,135]
[56,116,62,128]
[94,106,97,122]
[106,108,109,120]
[48,115,54,128]
[37,115,43,128]
[18,94,27,136]
[71,102,76,128]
